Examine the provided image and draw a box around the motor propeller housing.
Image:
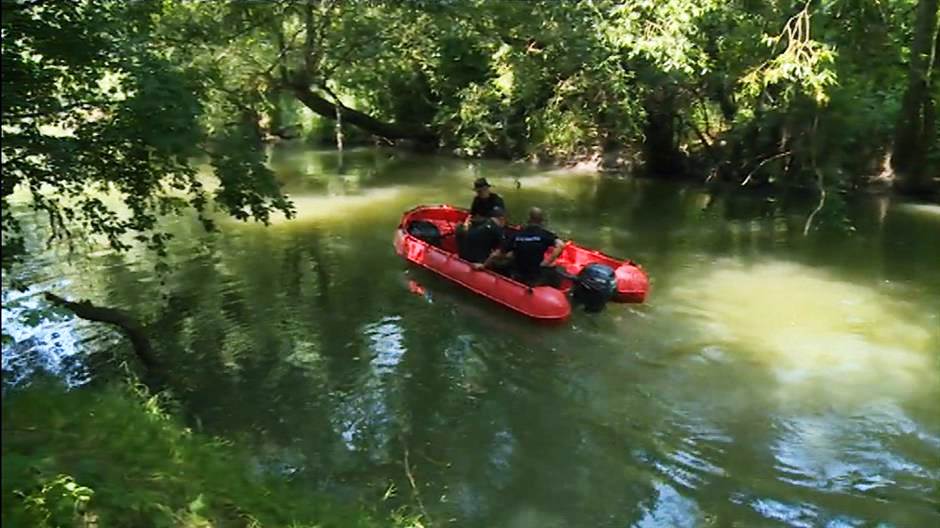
[572,263,617,313]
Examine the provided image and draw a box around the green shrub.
[2,382,420,528]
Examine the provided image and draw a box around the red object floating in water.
[394,205,649,322]
[407,280,426,296]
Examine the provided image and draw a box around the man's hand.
[471,262,485,270]
[542,239,565,267]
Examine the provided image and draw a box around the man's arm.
[474,232,514,270]
[466,198,480,225]
[541,239,565,267]
[474,248,504,270]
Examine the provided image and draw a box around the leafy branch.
[739,1,837,105]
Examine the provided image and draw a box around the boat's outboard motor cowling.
[407,220,442,248]
[573,264,617,313]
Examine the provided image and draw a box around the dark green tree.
[1,0,294,269]
[892,0,939,194]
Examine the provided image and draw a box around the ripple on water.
[730,494,824,528]
[364,315,406,373]
[729,493,887,527]
[648,410,733,491]
[2,284,97,387]
[443,334,489,397]
[771,408,940,497]
[330,316,406,457]
[633,481,702,528]
[487,429,516,490]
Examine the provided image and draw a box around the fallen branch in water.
[804,115,825,236]
[741,151,791,187]
[404,446,433,527]
[803,168,826,235]
[44,292,163,387]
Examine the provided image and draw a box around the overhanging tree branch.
[44,292,162,382]
[741,151,791,186]
[289,81,436,142]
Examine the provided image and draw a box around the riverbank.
[2,381,420,528]
[283,135,939,203]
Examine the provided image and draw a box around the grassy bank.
[2,382,419,528]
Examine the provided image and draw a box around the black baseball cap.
[473,177,492,190]
[490,206,506,218]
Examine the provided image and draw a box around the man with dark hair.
[480,207,565,285]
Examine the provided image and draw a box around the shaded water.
[4,146,940,526]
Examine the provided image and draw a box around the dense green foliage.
[3,0,937,268]
[3,2,936,525]
[1,0,294,269]
[148,0,937,184]
[2,381,420,527]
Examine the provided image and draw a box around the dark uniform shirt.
[461,218,505,263]
[504,224,559,279]
[470,193,505,218]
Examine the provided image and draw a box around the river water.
[3,146,939,526]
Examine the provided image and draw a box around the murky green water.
[4,146,940,526]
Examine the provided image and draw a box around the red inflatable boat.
[394,205,649,322]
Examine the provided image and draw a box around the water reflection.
[330,316,410,472]
[772,407,940,496]
[3,146,940,526]
[897,203,940,220]
[654,413,731,490]
[668,259,939,407]
[729,494,828,528]
[634,481,702,528]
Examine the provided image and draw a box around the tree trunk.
[642,86,685,175]
[335,100,345,173]
[290,82,437,144]
[892,0,939,194]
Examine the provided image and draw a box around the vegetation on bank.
[2,380,420,528]
[3,0,938,269]
[1,1,937,524]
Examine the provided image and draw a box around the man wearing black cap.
[469,178,505,221]
[458,177,506,255]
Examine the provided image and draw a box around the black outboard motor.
[407,220,442,247]
[572,263,617,313]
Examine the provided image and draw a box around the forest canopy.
[3,0,938,267]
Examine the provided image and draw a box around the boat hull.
[395,205,649,321]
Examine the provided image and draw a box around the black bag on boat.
[408,220,442,247]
